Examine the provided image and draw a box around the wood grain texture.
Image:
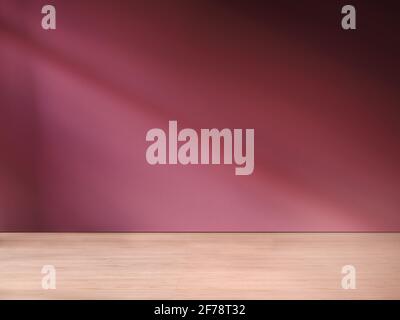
[1,233,400,299]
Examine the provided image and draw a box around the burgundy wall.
[0,0,399,231]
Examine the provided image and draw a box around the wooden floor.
[0,233,399,299]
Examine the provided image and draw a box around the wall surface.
[0,1,399,231]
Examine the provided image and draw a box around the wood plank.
[1,233,399,299]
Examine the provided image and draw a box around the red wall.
[1,0,399,231]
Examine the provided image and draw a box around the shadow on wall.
[0,0,399,231]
